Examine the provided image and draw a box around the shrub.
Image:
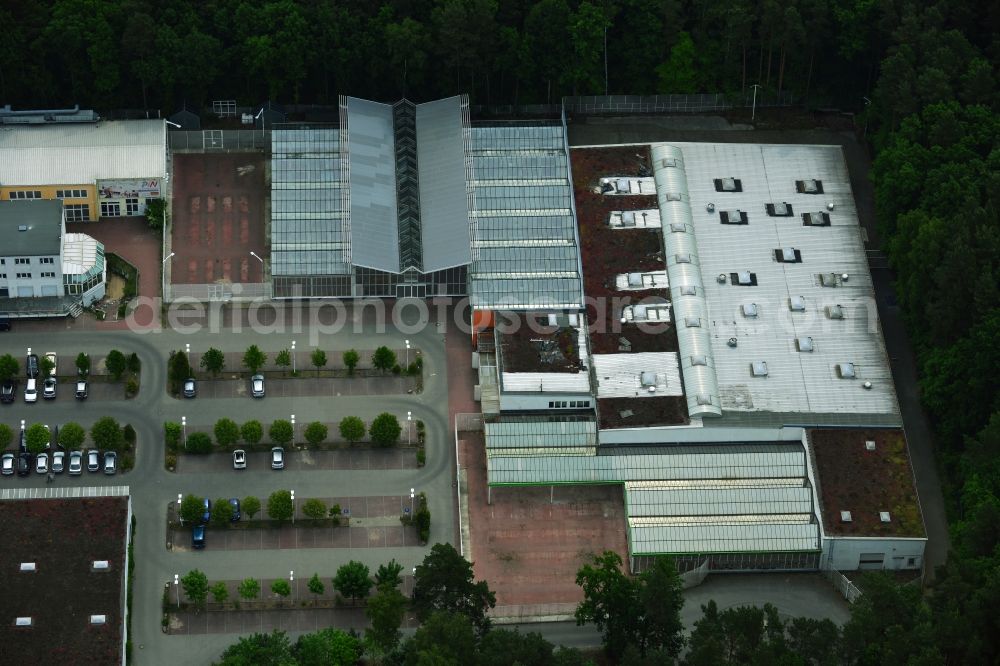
[392,363,401,375]
[304,421,328,446]
[186,432,213,454]
[125,377,139,397]
[210,582,229,604]
[302,498,327,520]
[169,351,190,393]
[310,349,327,374]
[275,349,291,371]
[416,448,426,466]
[127,352,141,374]
[238,578,260,601]
[407,362,419,375]
[165,453,177,469]
[415,493,431,543]
[370,413,402,447]
[123,424,136,445]
[164,422,182,451]
[271,579,291,601]
[0,423,11,449]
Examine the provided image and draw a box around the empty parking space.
[177,375,414,400]
[174,449,417,474]
[170,154,267,285]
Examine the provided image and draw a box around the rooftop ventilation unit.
[18,225,28,232]
[727,337,738,348]
[796,337,814,352]
[840,511,853,523]
[627,273,643,287]
[661,158,679,168]
[795,179,824,194]
[863,381,873,390]
[820,273,840,287]
[766,202,794,217]
[750,361,768,377]
[675,253,692,264]
[776,247,802,263]
[827,202,835,211]
[706,202,715,212]
[19,562,36,572]
[15,617,32,627]
[665,192,682,201]
[879,511,891,523]
[742,303,758,318]
[841,273,849,282]
[691,355,708,366]
[92,560,110,570]
[620,211,636,227]
[714,177,743,192]
[720,210,749,225]
[733,271,757,286]
[670,222,686,233]
[837,363,857,379]
[802,211,832,226]
[684,317,701,328]
[865,440,876,451]
[827,304,845,319]
[640,371,656,387]
[696,394,713,406]
[90,615,107,625]
[789,296,806,311]
[717,273,727,284]
[680,285,696,296]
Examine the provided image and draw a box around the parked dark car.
[183,378,196,398]
[17,453,32,477]
[0,379,15,404]
[192,525,206,549]
[0,317,10,331]
[202,498,212,524]
[229,498,241,521]
[75,379,88,400]
[26,353,39,379]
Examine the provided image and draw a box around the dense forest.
[3,0,999,663]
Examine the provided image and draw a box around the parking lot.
[174,375,415,400]
[175,448,417,473]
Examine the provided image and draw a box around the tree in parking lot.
[267,490,294,522]
[0,354,18,381]
[339,416,365,444]
[210,582,229,604]
[343,349,359,375]
[180,494,205,524]
[242,345,267,373]
[58,422,86,449]
[127,352,140,374]
[310,349,327,375]
[271,579,292,604]
[106,349,127,380]
[269,419,293,446]
[211,498,234,526]
[412,543,496,635]
[169,350,191,392]
[302,498,327,520]
[370,413,402,447]
[238,578,261,601]
[333,560,372,603]
[308,573,325,598]
[242,496,261,520]
[275,349,291,373]
[40,355,55,377]
[200,347,225,376]
[181,569,209,608]
[75,353,90,376]
[0,424,11,449]
[25,423,50,454]
[304,421,327,446]
[91,416,123,451]
[365,583,408,656]
[185,432,213,454]
[372,346,396,373]
[214,418,241,448]
[241,420,263,447]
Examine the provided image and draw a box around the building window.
[65,204,91,222]
[0,273,6,279]
[40,272,55,278]
[55,189,87,199]
[16,272,31,279]
[125,198,140,215]
[39,257,54,264]
[100,201,121,217]
[7,190,42,200]
[15,258,30,265]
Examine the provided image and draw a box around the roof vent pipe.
[727,337,738,348]
[827,202,835,210]
[706,202,715,212]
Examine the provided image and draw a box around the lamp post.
[250,251,264,283]
[162,252,175,301]
[410,487,415,515]
[405,339,410,369]
[173,574,180,607]
[290,415,295,446]
[750,84,762,121]
[181,416,187,450]
[177,493,183,524]
[165,120,181,129]
[255,108,264,146]
[290,490,295,525]
[291,340,296,374]
[407,411,412,446]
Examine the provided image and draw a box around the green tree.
[574,550,640,659]
[210,581,229,604]
[365,583,409,656]
[241,420,263,447]
[275,348,291,372]
[211,497,234,526]
[0,354,19,381]
[200,347,225,376]
[214,418,241,448]
[39,355,55,377]
[307,573,325,598]
[75,352,90,376]
[372,346,396,372]
[564,1,609,94]
[479,628,556,666]
[840,573,939,664]
[302,498,327,520]
[123,424,136,445]
[242,344,267,373]
[180,494,205,524]
[185,432,213,454]
[375,559,404,590]
[294,628,362,666]
[58,422,86,449]
[656,31,698,93]
[90,416,123,452]
[339,416,366,444]
[342,349,359,375]
[127,352,140,374]
[310,348,327,375]
[304,421,327,446]
[636,556,685,658]
[181,569,209,608]
[238,578,261,601]
[402,611,478,664]
[242,496,261,520]
[25,423,50,454]
[106,349,127,380]
[269,419,293,446]
[267,490,294,522]
[217,630,293,665]
[169,350,190,392]
[412,542,496,635]
[271,579,291,603]
[370,412,401,447]
[333,560,372,602]
[164,421,182,450]
[0,423,11,449]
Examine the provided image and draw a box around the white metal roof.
[0,120,166,185]
[485,418,597,449]
[593,352,683,398]
[656,142,899,419]
[629,521,819,555]
[62,233,102,274]
[626,484,814,517]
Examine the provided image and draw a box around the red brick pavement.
[67,217,161,300]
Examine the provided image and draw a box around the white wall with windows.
[0,253,63,299]
[499,392,594,412]
[822,536,926,572]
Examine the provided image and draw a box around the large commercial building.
[0,108,168,222]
